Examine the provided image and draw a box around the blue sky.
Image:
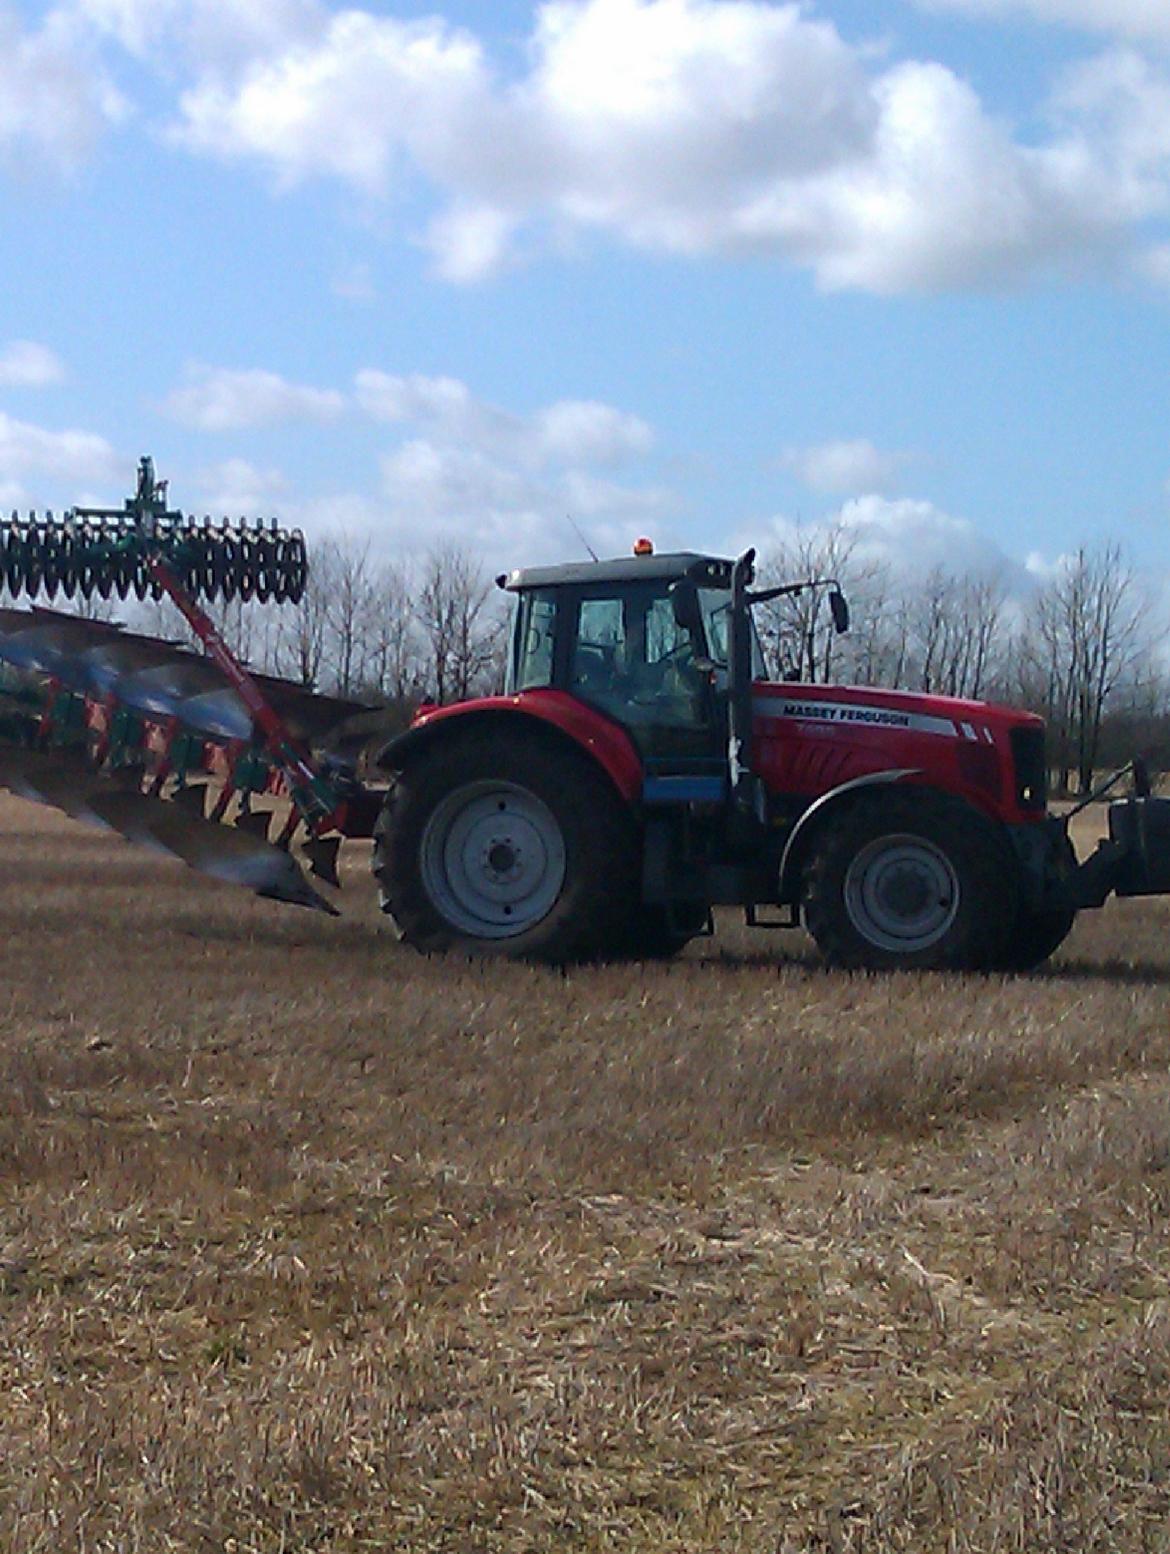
[2,0,1170,586]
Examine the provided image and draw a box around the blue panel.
[643,775,726,804]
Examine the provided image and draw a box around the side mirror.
[669,578,704,636]
[829,589,850,634]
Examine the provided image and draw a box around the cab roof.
[497,551,733,592]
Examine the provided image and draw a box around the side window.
[645,594,688,664]
[573,597,627,692]
[514,592,557,690]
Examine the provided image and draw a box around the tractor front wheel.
[374,733,636,961]
[802,790,1014,971]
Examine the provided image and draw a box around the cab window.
[510,589,557,691]
[568,582,711,749]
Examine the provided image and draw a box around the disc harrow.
[0,459,387,915]
[0,459,307,608]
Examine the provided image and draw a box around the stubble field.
[3,793,1170,1552]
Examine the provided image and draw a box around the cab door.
[565,581,724,772]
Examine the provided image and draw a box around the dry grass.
[3,795,1170,1551]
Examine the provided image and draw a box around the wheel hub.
[486,839,519,878]
[843,833,960,954]
[879,863,933,919]
[420,781,567,939]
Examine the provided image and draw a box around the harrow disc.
[0,510,309,608]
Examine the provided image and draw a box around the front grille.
[1010,725,1047,811]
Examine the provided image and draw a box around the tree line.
[6,527,1166,794]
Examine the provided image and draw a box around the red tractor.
[371,545,1167,970]
[0,467,1163,971]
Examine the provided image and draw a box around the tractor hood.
[752,680,1043,738]
[751,680,1047,824]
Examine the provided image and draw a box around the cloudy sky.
[2,0,1170,580]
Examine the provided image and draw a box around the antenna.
[566,512,598,562]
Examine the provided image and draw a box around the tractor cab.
[498,550,764,758]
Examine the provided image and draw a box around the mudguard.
[373,690,645,806]
[777,768,921,901]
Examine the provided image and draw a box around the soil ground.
[3,796,1170,1552]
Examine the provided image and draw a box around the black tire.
[374,732,638,962]
[613,902,708,960]
[802,789,1016,971]
[992,831,1077,971]
[994,907,1075,971]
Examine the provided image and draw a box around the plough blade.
[234,808,273,841]
[86,790,339,913]
[73,637,184,696]
[171,782,209,818]
[304,834,342,888]
[114,661,227,719]
[0,612,119,680]
[0,747,109,827]
[169,688,253,741]
[0,747,337,913]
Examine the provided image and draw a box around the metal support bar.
[144,552,343,839]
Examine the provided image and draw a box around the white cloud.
[1048,49,1170,218]
[765,494,1027,588]
[838,495,1008,576]
[356,370,520,450]
[0,5,124,172]
[355,370,653,467]
[172,9,490,194]
[382,438,536,520]
[914,0,1170,48]
[163,364,345,430]
[149,365,665,558]
[356,371,665,557]
[194,457,288,512]
[148,0,1165,293]
[375,436,671,559]
[783,438,911,495]
[1137,242,1170,285]
[0,341,67,388]
[0,411,119,484]
[559,467,670,520]
[535,400,654,465]
[64,0,325,68]
[62,0,181,55]
[426,204,520,285]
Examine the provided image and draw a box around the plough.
[0,459,382,913]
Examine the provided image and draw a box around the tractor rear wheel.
[374,733,637,961]
[802,790,1014,971]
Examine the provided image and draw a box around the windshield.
[699,588,766,678]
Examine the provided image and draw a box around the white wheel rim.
[843,833,960,954]
[420,780,566,939]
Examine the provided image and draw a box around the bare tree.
[322,538,376,696]
[907,567,1007,699]
[415,545,503,704]
[757,524,891,684]
[1020,544,1154,793]
[363,558,422,703]
[275,541,334,688]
